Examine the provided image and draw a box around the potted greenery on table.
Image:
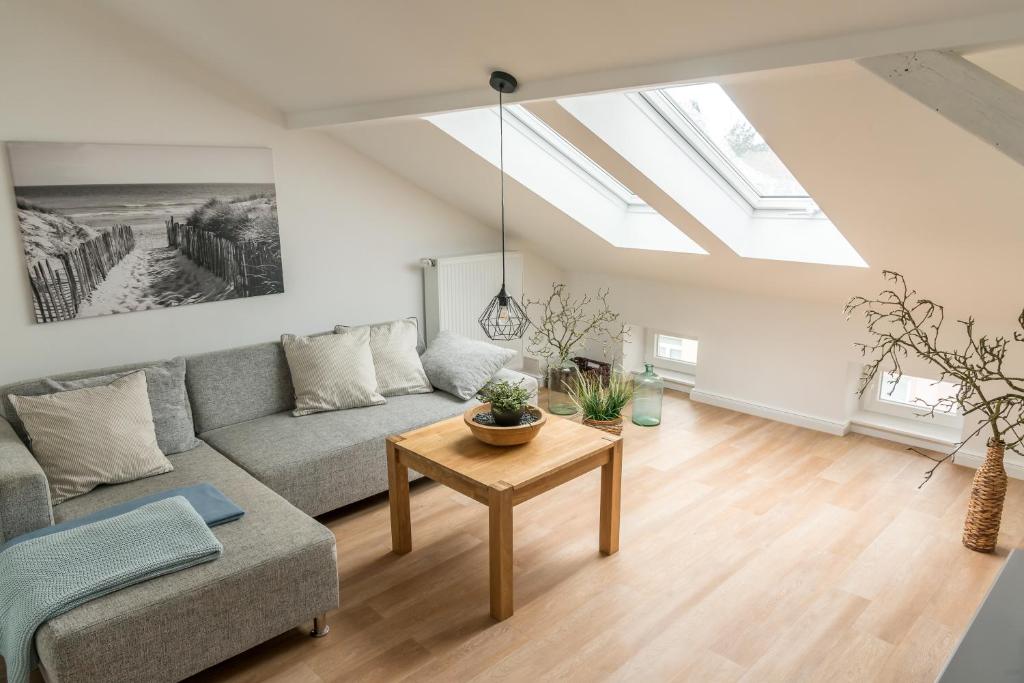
[476,379,532,426]
[567,371,634,435]
[466,379,546,447]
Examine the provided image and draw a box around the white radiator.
[422,252,525,363]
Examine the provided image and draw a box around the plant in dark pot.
[477,379,532,426]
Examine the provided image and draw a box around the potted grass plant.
[567,371,634,435]
[476,379,532,426]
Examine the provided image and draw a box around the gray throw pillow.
[10,371,174,505]
[43,357,199,455]
[419,331,516,400]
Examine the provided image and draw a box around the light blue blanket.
[1,483,244,551]
[0,496,223,683]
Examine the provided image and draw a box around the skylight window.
[641,84,818,214]
[559,87,866,267]
[663,84,806,197]
[505,105,644,207]
[424,107,706,255]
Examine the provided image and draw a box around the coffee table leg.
[600,439,623,555]
[489,482,514,620]
[386,437,412,554]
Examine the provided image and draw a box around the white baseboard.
[688,389,849,436]
[684,389,1024,481]
[954,449,1024,480]
[849,423,956,453]
[848,411,960,453]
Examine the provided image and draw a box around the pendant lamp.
[478,70,530,341]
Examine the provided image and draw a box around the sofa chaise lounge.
[0,331,537,683]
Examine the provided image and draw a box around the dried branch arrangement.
[845,270,1024,486]
[525,283,629,364]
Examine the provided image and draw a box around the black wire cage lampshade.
[479,283,530,340]
[479,69,530,341]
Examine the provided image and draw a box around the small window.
[862,371,963,428]
[878,372,960,414]
[656,334,698,364]
[647,331,698,374]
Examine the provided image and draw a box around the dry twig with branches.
[525,283,629,365]
[845,270,1024,487]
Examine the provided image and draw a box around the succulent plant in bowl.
[476,379,532,426]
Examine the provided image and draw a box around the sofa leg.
[310,613,330,638]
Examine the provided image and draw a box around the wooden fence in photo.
[166,218,282,297]
[27,224,136,323]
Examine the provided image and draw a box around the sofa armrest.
[493,368,540,405]
[0,417,52,544]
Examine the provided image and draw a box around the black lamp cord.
[498,89,507,294]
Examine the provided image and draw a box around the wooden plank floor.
[190,390,1024,683]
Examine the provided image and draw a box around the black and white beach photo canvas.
[7,142,283,323]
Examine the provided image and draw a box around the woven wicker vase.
[583,416,623,436]
[962,439,1008,553]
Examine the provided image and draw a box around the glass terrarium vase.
[547,359,579,415]
[632,363,663,426]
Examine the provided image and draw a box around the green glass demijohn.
[632,363,663,426]
[546,359,579,416]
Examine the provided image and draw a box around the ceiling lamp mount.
[478,69,529,342]
[489,70,518,94]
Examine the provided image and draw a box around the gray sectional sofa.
[0,331,537,683]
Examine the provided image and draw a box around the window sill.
[850,410,961,450]
[648,367,695,393]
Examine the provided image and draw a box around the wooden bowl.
[464,403,547,446]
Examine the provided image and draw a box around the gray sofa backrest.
[185,341,295,434]
[0,360,169,445]
[0,327,381,440]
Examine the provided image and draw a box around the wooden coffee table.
[385,412,623,621]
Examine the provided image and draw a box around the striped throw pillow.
[9,371,173,505]
[282,330,385,416]
[334,318,432,396]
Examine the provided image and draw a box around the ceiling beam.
[286,8,1024,129]
[859,50,1024,167]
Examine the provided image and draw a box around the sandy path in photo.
[76,227,234,317]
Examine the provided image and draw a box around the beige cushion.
[282,330,385,416]
[334,318,432,397]
[9,371,173,505]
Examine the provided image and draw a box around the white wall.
[0,1,559,384]
[568,269,1024,472]
[567,271,857,424]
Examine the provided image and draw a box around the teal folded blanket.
[1,483,243,551]
[0,497,223,683]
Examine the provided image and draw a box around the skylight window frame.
[637,88,820,217]
[424,107,706,255]
[502,105,648,210]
